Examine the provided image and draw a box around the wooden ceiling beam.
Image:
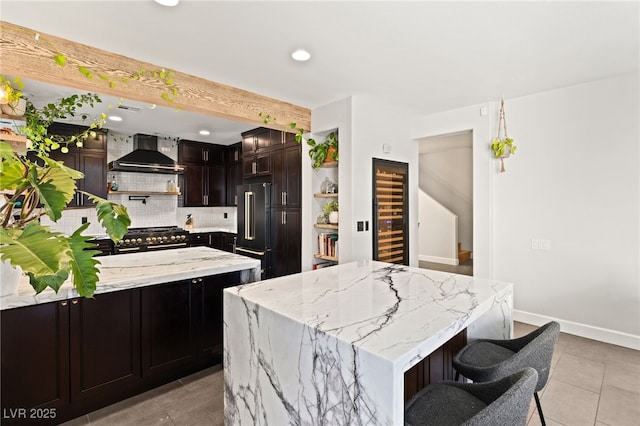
[0,21,311,133]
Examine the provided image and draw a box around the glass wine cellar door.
[372,158,408,265]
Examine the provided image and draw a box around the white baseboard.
[419,254,459,266]
[514,310,640,350]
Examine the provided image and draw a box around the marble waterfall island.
[223,260,513,425]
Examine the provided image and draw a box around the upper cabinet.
[179,140,226,207]
[179,140,224,165]
[241,127,298,178]
[225,142,242,206]
[47,122,108,208]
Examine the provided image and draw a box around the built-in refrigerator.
[235,182,272,279]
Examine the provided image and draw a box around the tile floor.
[62,321,640,425]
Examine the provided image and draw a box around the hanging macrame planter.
[491,99,517,172]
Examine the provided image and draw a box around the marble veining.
[223,260,513,425]
[1,247,260,310]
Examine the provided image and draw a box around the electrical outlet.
[531,238,551,250]
[224,212,228,219]
[81,217,88,224]
[357,221,364,232]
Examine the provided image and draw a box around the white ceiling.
[2,1,638,145]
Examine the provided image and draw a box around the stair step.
[458,242,471,262]
[458,250,471,262]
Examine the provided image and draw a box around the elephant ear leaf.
[0,223,71,293]
[67,222,101,297]
[84,193,131,242]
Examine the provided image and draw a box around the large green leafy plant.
[0,83,131,297]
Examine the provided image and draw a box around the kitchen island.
[223,260,513,425]
[0,247,260,425]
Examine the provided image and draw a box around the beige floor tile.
[603,343,640,367]
[553,352,605,393]
[597,384,640,426]
[603,360,640,396]
[539,379,599,426]
[165,387,221,425]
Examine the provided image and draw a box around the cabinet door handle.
[281,192,285,205]
[284,191,288,206]
[252,161,257,175]
[60,301,68,306]
[71,299,79,305]
[234,195,237,205]
[282,210,287,225]
[234,150,239,162]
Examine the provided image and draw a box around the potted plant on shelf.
[323,200,339,224]
[306,131,339,170]
[491,98,517,172]
[0,78,131,298]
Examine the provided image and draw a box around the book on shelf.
[317,233,338,258]
[313,262,336,270]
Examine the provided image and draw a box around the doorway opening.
[417,130,473,276]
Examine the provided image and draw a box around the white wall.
[305,95,419,268]
[413,72,640,348]
[418,190,458,264]
[351,95,419,266]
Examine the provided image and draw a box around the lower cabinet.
[1,301,70,424]
[270,208,301,278]
[1,271,243,425]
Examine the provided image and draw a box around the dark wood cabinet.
[0,270,248,424]
[1,290,142,425]
[181,163,225,207]
[70,290,142,402]
[1,302,70,423]
[226,143,242,206]
[179,140,224,165]
[179,141,226,207]
[189,232,236,253]
[47,122,108,208]
[270,208,301,278]
[141,271,242,380]
[404,329,467,403]
[271,144,302,208]
[141,280,196,379]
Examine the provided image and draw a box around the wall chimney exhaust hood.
[108,134,184,174]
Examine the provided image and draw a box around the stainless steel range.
[114,226,190,254]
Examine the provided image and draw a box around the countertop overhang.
[1,247,260,310]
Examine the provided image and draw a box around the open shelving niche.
[311,128,340,269]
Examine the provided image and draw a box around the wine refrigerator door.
[372,158,408,265]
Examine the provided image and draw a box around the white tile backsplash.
[41,131,237,235]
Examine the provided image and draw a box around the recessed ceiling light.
[291,49,311,62]
[199,130,210,136]
[154,0,179,6]
[109,115,123,122]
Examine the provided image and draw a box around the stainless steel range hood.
[108,134,185,174]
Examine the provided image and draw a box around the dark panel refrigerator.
[235,183,272,279]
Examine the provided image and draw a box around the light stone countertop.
[188,227,237,234]
[1,247,259,311]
